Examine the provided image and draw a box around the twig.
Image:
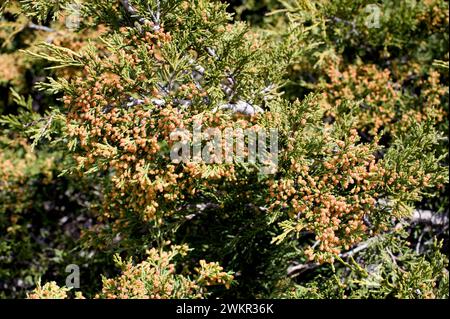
[287,208,448,277]
[339,238,374,259]
[120,0,139,16]
[287,237,376,277]
[410,209,449,227]
[287,263,318,277]
[120,0,160,29]
[120,0,148,25]
[28,23,55,33]
[415,231,425,254]
[149,0,161,27]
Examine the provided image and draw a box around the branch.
[287,237,376,277]
[410,209,448,227]
[214,101,264,116]
[287,263,318,277]
[120,0,160,29]
[287,209,448,277]
[28,23,55,33]
[120,0,139,16]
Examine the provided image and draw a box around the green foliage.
[281,232,448,299]
[0,0,448,299]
